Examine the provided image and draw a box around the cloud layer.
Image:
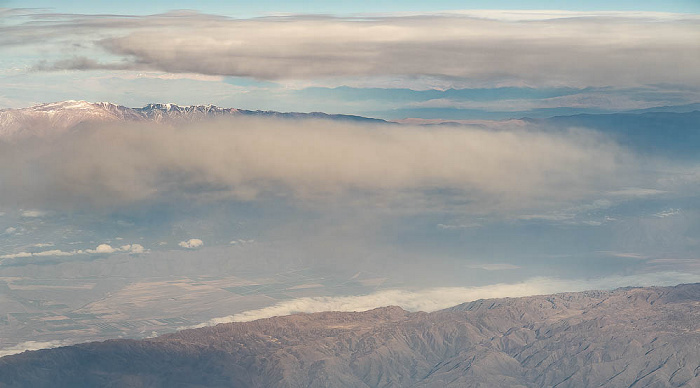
[195,271,700,327]
[0,243,145,260]
[6,11,699,88]
[0,340,69,358]
[0,117,634,212]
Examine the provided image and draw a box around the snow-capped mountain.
[135,103,240,121]
[0,101,137,138]
[0,101,385,138]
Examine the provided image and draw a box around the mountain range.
[1,283,698,387]
[0,101,387,138]
[4,101,698,163]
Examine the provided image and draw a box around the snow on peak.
[0,101,378,139]
[0,101,143,138]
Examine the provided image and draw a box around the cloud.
[191,271,700,327]
[32,57,137,72]
[653,208,680,218]
[85,243,145,254]
[407,93,676,113]
[178,239,203,249]
[0,243,146,260]
[0,340,70,358]
[33,243,54,247]
[601,252,649,260]
[11,11,700,88]
[229,239,254,245]
[607,188,667,197]
[515,198,616,225]
[121,243,145,253]
[32,249,77,257]
[120,72,224,82]
[90,244,115,254]
[20,209,46,218]
[437,223,481,229]
[90,14,700,87]
[518,214,575,222]
[0,117,636,213]
[465,263,521,271]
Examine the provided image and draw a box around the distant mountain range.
[2,101,698,161]
[1,283,698,387]
[0,101,387,138]
[525,110,700,160]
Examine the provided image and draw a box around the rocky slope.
[0,283,699,387]
[0,101,386,138]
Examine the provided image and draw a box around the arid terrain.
[1,3,699,387]
[1,283,698,387]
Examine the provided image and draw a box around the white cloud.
[519,199,614,223]
[0,251,32,259]
[120,243,145,253]
[178,239,203,249]
[86,243,147,254]
[653,208,681,218]
[191,271,700,328]
[0,340,70,358]
[33,243,53,247]
[33,249,79,257]
[3,226,16,234]
[20,209,46,218]
[121,72,225,82]
[602,252,648,260]
[519,214,575,222]
[229,239,254,245]
[465,263,521,271]
[437,223,481,229]
[607,188,667,197]
[91,244,115,254]
[0,242,147,260]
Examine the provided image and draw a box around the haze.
[0,1,698,357]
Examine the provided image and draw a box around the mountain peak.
[0,101,386,139]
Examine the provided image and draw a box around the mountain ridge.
[1,283,699,387]
[0,101,388,138]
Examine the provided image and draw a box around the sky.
[6,0,700,16]
[0,0,699,355]
[1,2,699,117]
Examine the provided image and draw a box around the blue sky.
[6,0,700,16]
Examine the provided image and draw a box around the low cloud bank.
[0,117,634,213]
[194,271,700,327]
